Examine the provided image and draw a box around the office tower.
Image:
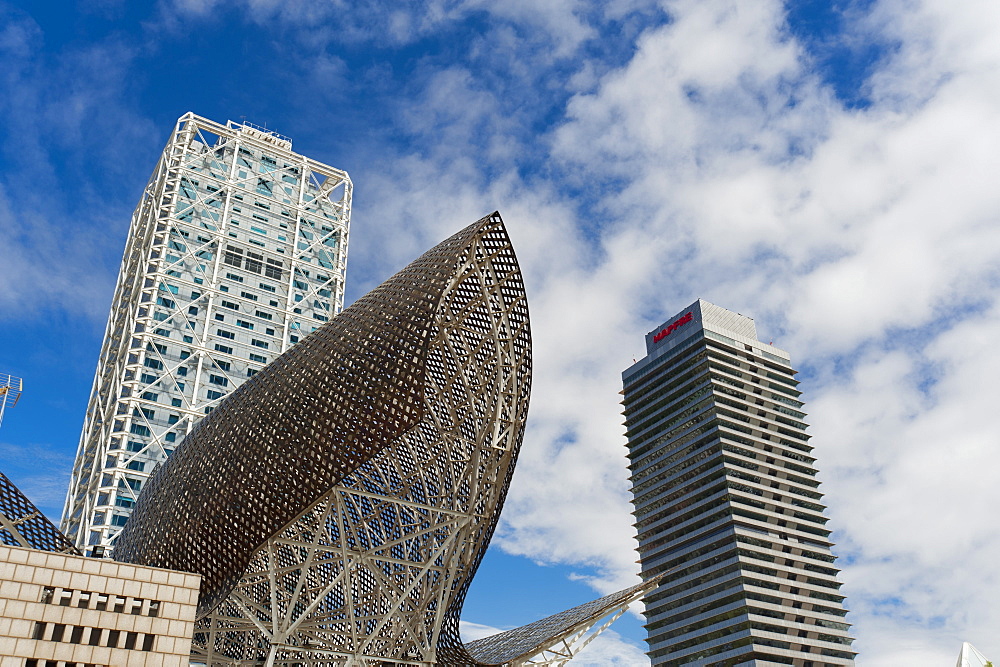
[62,113,352,554]
[623,300,855,665]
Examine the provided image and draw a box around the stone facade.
[0,543,199,667]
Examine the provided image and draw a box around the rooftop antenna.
[0,373,23,430]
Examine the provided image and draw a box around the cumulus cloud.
[5,0,1000,662]
[255,0,1000,659]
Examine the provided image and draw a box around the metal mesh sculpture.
[115,213,647,665]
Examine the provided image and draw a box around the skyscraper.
[623,300,855,665]
[62,113,352,554]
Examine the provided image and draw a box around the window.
[209,374,229,387]
[224,246,243,268]
[217,329,236,339]
[216,360,231,371]
[188,306,199,315]
[314,313,328,322]
[179,351,190,359]
[240,291,258,301]
[247,368,258,377]
[221,300,239,310]
[290,335,299,343]
[171,398,182,407]
[226,272,244,282]
[245,251,264,274]
[183,335,193,343]
[168,414,179,424]
[207,390,224,400]
[138,407,154,419]
[156,296,175,308]
[129,424,150,436]
[256,311,272,320]
[111,515,129,527]
[249,353,266,363]
[265,327,275,335]
[265,258,283,279]
[126,461,145,472]
[215,313,225,321]
[165,432,176,442]
[154,328,170,337]
[220,284,229,291]
[269,300,279,307]
[259,282,276,292]
[237,319,253,330]
[115,497,135,509]
[141,391,158,401]
[143,358,163,370]
[215,344,233,354]
[153,312,169,321]
[126,441,144,452]
[140,373,157,384]
[251,339,269,349]
[121,477,142,491]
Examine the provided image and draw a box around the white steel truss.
[61,113,351,554]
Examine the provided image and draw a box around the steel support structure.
[112,214,658,665]
[61,113,351,553]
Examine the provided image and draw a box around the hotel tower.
[62,113,351,554]
[622,300,855,665]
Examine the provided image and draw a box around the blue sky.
[3,0,1000,664]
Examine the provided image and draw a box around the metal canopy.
[0,471,79,555]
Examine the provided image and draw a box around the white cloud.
[285,0,1000,658]
[6,0,1000,662]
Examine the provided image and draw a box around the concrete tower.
[623,300,855,665]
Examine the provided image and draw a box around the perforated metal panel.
[0,472,79,554]
[114,213,529,663]
[465,579,660,664]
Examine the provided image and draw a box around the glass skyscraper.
[62,113,352,554]
[623,300,855,665]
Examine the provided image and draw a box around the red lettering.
[652,312,694,344]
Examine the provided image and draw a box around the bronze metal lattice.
[114,213,652,665]
[0,471,79,555]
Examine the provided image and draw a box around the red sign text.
[653,312,693,343]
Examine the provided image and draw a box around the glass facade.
[623,300,855,666]
[61,114,351,554]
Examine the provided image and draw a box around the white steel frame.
[61,113,351,553]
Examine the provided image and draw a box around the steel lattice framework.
[62,113,351,553]
[0,472,79,555]
[113,214,653,666]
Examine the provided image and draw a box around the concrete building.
[61,113,352,554]
[0,543,200,667]
[622,300,855,665]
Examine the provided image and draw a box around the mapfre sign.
[652,312,693,343]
